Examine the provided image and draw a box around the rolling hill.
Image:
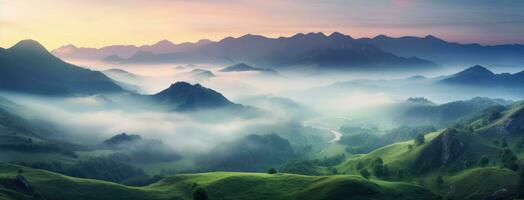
[0,163,437,200]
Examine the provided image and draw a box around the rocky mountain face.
[412,129,466,173]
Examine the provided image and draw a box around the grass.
[442,167,519,200]
[335,131,442,174]
[0,163,438,200]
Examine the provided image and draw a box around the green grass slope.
[442,167,519,200]
[0,163,438,200]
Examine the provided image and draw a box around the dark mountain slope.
[150,82,234,111]
[439,65,524,88]
[0,40,123,95]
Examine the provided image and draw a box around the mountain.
[150,82,235,111]
[52,39,212,60]
[59,33,436,71]
[392,97,510,127]
[219,63,278,74]
[357,35,524,66]
[439,65,524,88]
[184,69,216,81]
[0,40,123,95]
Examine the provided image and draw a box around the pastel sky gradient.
[1,0,524,49]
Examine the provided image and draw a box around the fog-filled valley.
[2,34,524,200]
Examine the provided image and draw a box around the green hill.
[0,163,438,200]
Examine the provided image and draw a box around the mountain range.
[52,32,524,69]
[358,35,524,66]
[52,39,212,60]
[53,32,437,71]
[0,40,123,95]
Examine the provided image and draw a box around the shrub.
[360,169,370,179]
[192,187,208,200]
[267,168,277,174]
[397,170,404,180]
[355,162,364,170]
[436,175,444,187]
[479,156,489,167]
[499,148,518,171]
[414,134,425,146]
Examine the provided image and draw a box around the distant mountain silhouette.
[52,39,212,60]
[0,40,123,95]
[357,35,524,66]
[439,65,524,87]
[219,63,278,74]
[53,32,436,71]
[150,82,234,111]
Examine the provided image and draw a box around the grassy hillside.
[0,163,438,200]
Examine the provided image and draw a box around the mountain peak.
[461,65,494,75]
[153,82,233,111]
[373,34,392,40]
[153,39,175,46]
[328,32,351,39]
[9,39,49,53]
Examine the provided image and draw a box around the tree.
[397,170,404,180]
[499,148,518,171]
[518,167,524,198]
[192,187,208,200]
[328,167,338,174]
[436,175,444,187]
[479,156,489,167]
[267,168,277,174]
[500,138,508,148]
[371,157,384,177]
[360,169,370,179]
[414,134,425,146]
[355,162,364,170]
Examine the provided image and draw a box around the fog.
[3,60,524,171]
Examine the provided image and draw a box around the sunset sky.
[1,0,524,50]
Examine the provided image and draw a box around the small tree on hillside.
[435,175,444,187]
[518,167,524,198]
[397,169,404,180]
[500,138,508,148]
[360,169,370,179]
[267,168,277,174]
[499,148,518,171]
[479,156,489,167]
[355,162,364,170]
[414,134,425,146]
[192,187,208,200]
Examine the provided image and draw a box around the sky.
[1,0,524,50]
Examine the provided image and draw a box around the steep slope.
[0,40,123,95]
[0,163,437,200]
